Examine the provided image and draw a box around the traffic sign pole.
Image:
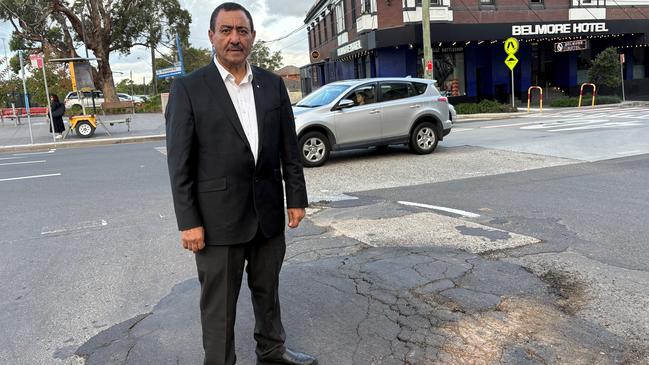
[512,68,516,109]
[504,37,519,110]
[620,53,626,102]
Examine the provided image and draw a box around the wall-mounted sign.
[337,40,362,57]
[513,22,608,36]
[554,39,589,52]
[311,50,320,60]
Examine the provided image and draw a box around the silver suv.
[293,77,453,167]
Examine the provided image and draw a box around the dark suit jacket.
[165,62,308,245]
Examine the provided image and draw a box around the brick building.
[301,0,649,101]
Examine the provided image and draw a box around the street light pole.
[422,0,433,80]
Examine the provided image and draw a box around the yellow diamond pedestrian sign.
[505,54,518,71]
[504,37,519,55]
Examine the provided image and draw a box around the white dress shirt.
[214,57,259,163]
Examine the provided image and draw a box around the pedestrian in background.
[49,94,65,139]
[165,2,317,365]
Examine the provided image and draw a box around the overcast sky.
[1,0,313,85]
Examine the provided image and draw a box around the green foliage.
[588,47,622,88]
[154,46,212,94]
[0,0,191,101]
[548,96,621,107]
[455,100,516,114]
[0,61,69,107]
[249,42,283,72]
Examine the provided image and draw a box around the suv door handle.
[410,105,421,109]
[369,109,381,114]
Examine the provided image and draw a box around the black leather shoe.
[258,348,318,365]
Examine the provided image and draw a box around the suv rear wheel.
[299,131,330,168]
[409,122,438,154]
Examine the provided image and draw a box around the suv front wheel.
[409,122,438,154]
[298,131,331,168]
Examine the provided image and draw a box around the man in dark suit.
[165,3,317,365]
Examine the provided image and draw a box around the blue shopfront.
[302,20,649,101]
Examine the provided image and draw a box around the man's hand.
[181,226,205,253]
[287,208,306,229]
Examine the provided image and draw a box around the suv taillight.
[438,96,448,103]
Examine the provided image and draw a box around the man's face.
[209,10,256,70]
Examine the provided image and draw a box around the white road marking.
[482,122,537,129]
[521,119,610,130]
[453,128,474,132]
[0,173,61,182]
[41,219,108,235]
[12,149,56,156]
[398,201,481,218]
[616,150,643,155]
[0,160,46,166]
[155,147,167,156]
[549,121,642,132]
[0,156,26,161]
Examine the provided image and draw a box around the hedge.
[455,100,517,114]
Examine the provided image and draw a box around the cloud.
[263,0,311,18]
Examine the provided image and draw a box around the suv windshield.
[296,84,351,108]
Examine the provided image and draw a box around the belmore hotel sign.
[513,22,609,36]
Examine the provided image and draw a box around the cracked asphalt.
[74,202,641,364]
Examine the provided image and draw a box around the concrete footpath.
[0,113,166,153]
[70,201,643,364]
[2,101,647,153]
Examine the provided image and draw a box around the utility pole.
[422,0,433,80]
[151,41,158,95]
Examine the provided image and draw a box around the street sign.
[505,54,518,71]
[554,39,589,53]
[427,60,433,71]
[156,65,183,79]
[504,37,519,55]
[29,54,43,69]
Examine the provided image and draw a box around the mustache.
[227,45,243,51]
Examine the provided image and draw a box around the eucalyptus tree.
[0,0,190,100]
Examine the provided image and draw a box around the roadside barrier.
[578,83,597,109]
[527,86,543,112]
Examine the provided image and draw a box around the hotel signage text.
[512,22,608,36]
[337,40,363,57]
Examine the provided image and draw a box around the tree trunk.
[97,54,118,102]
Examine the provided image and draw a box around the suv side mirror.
[336,99,355,110]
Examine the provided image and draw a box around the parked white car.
[64,91,105,110]
[117,93,145,105]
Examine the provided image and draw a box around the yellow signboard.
[505,54,519,71]
[504,37,519,55]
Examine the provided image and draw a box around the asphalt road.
[1,104,648,364]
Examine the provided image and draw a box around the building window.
[530,0,543,4]
[415,0,441,6]
[361,0,371,14]
[351,0,357,25]
[308,29,313,49]
[480,0,495,4]
[335,2,345,34]
[323,15,328,41]
[316,22,321,45]
[330,13,336,38]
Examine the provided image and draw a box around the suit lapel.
[202,63,252,152]
[252,67,265,160]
